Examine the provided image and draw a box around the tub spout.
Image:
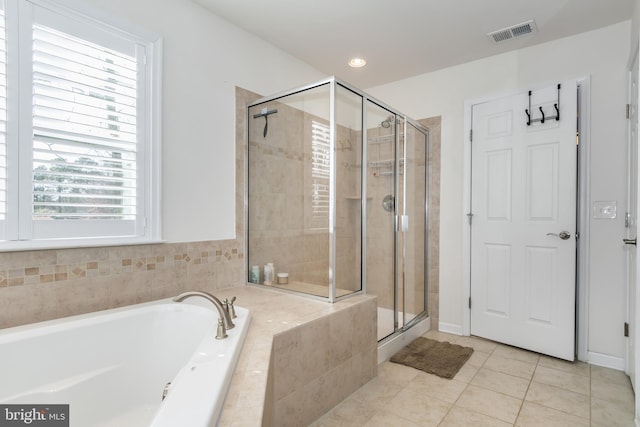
[173,291,235,339]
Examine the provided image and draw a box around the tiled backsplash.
[0,241,246,328]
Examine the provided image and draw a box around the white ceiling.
[194,0,634,89]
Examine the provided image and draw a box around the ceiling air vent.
[487,20,537,43]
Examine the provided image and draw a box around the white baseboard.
[438,321,463,336]
[588,351,626,371]
[377,317,431,364]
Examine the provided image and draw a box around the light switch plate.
[593,201,617,220]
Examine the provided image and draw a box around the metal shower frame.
[245,76,430,334]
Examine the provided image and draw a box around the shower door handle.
[395,215,409,232]
[401,215,409,232]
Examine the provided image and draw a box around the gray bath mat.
[390,337,473,379]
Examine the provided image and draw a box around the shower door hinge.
[625,322,629,337]
[466,212,474,225]
[627,104,631,119]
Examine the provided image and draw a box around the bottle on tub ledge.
[263,263,275,285]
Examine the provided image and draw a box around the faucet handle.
[225,296,237,319]
[215,318,228,340]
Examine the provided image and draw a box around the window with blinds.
[32,24,138,222]
[0,0,161,248]
[310,120,330,230]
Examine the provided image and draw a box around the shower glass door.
[365,100,429,341]
[400,121,428,327]
[365,101,397,340]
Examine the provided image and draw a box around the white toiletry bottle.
[263,264,272,284]
[268,263,275,280]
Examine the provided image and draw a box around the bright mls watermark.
[0,405,68,426]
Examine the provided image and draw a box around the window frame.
[0,0,162,251]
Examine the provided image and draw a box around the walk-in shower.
[246,77,430,341]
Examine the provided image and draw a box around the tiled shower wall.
[248,99,361,291]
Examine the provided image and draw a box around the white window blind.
[311,120,330,230]
[0,0,161,249]
[32,24,138,222]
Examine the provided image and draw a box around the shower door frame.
[245,77,430,328]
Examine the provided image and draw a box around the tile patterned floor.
[311,331,635,426]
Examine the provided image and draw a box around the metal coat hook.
[525,84,561,126]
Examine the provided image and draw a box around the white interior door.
[470,81,577,361]
[626,50,639,390]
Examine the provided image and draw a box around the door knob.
[546,231,571,240]
[624,238,637,246]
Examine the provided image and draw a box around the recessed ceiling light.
[348,57,366,68]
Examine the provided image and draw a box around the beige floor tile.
[591,365,632,388]
[591,378,635,406]
[470,367,531,399]
[313,395,374,426]
[493,344,541,364]
[591,396,635,427]
[455,384,523,424]
[404,371,467,403]
[384,388,451,426]
[350,377,404,407]
[452,362,480,383]
[533,365,590,395]
[466,350,491,367]
[439,406,513,427]
[516,401,589,427]
[423,330,458,342]
[524,381,589,419]
[483,353,537,380]
[538,356,590,377]
[363,410,421,427]
[454,335,499,353]
[377,361,419,386]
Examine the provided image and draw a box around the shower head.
[380,115,394,128]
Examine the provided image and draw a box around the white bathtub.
[0,296,250,427]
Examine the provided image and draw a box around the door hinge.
[627,104,631,119]
[466,212,474,225]
[468,297,472,309]
[625,322,629,337]
[470,129,473,142]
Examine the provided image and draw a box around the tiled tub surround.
[0,241,245,329]
[214,286,378,427]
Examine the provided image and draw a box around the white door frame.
[462,77,591,361]
[626,40,640,426]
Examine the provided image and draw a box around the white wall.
[367,22,631,362]
[80,0,324,242]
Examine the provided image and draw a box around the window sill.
[0,237,166,252]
